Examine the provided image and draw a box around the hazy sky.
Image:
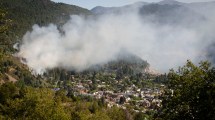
[51,0,215,9]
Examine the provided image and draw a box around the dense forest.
[0,0,91,51]
[0,0,215,119]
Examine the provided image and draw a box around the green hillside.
[0,0,91,85]
[0,0,91,51]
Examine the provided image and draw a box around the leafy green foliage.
[0,82,19,104]
[107,106,126,120]
[0,9,12,33]
[0,83,149,119]
[0,84,71,119]
[135,112,152,120]
[158,60,215,120]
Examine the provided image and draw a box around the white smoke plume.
[17,7,215,74]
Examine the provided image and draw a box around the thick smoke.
[17,7,215,74]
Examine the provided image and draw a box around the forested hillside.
[0,0,91,51]
[92,2,205,26]
[0,0,91,85]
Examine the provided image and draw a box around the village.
[66,76,165,113]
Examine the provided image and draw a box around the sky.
[51,0,215,9]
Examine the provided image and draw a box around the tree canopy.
[158,61,215,120]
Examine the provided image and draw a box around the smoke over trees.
[17,4,215,74]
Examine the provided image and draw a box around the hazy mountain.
[138,4,205,25]
[91,0,215,15]
[91,0,215,17]
[91,0,208,25]
[91,0,186,14]
[185,1,215,20]
[158,0,183,5]
[90,0,215,66]
[91,6,119,15]
[91,1,148,15]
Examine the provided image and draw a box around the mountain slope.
[91,1,206,26]
[0,0,91,85]
[91,1,148,15]
[185,1,215,20]
[158,0,183,5]
[139,3,205,25]
[0,0,91,49]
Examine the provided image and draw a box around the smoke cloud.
[17,6,215,74]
